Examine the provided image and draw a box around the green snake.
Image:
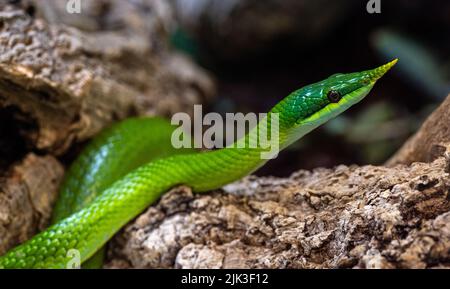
[0,60,397,269]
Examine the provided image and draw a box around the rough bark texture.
[107,96,450,269]
[106,150,450,269]
[1,1,449,270]
[387,94,450,166]
[0,1,214,254]
[0,1,214,153]
[0,153,63,255]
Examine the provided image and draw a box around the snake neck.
[229,111,288,152]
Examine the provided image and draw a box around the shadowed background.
[170,0,450,175]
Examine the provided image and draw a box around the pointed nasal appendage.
[367,59,398,83]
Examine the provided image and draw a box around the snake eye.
[327,90,341,103]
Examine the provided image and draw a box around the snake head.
[321,58,398,99]
[272,59,397,146]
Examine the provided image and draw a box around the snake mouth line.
[297,60,397,126]
[0,56,397,268]
[298,83,375,128]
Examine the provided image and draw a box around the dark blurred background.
[169,0,450,176]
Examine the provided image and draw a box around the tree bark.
[107,149,450,269]
[0,0,214,154]
[0,154,63,255]
[0,1,215,254]
[107,95,450,269]
[1,1,449,270]
[387,94,450,166]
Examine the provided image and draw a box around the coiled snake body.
[0,60,397,268]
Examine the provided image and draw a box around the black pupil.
[327,90,341,103]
